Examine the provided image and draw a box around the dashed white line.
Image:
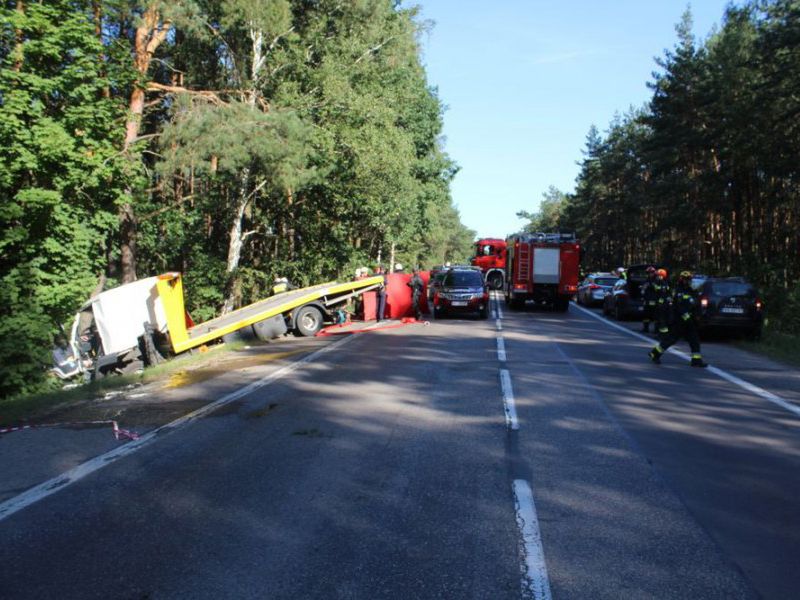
[497,337,507,362]
[500,369,519,430]
[570,302,800,419]
[0,335,357,522]
[513,479,553,600]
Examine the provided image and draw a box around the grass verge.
[0,342,245,425]
[734,327,800,368]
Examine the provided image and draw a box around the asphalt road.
[1,297,798,599]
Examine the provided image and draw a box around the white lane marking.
[497,301,504,320]
[497,337,507,362]
[0,335,356,522]
[496,319,503,332]
[513,479,553,600]
[571,302,800,419]
[500,369,519,430]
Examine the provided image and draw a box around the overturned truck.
[54,273,383,380]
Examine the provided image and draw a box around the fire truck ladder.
[518,243,530,281]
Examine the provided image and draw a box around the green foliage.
[528,1,800,330]
[0,0,128,398]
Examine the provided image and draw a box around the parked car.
[577,272,618,306]
[602,264,656,320]
[432,267,490,319]
[696,277,764,338]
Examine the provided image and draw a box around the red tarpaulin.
[360,272,430,320]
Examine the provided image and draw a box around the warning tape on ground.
[0,420,139,441]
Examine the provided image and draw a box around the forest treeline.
[0,0,475,398]
[521,2,800,334]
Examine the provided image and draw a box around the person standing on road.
[648,271,708,367]
[407,267,425,320]
[641,266,658,333]
[375,265,388,322]
[654,268,672,340]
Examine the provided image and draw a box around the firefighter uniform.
[407,270,425,320]
[641,269,658,333]
[654,273,672,340]
[648,272,708,367]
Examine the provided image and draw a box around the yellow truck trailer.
[156,272,383,353]
[55,273,383,380]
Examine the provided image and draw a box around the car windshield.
[595,278,617,286]
[709,282,754,297]
[444,271,483,287]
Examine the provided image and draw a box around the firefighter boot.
[690,354,708,368]
[648,345,663,364]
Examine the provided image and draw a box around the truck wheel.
[615,304,625,321]
[294,305,324,337]
[479,306,489,319]
[487,272,503,290]
[554,298,569,312]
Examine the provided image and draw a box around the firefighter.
[654,268,672,339]
[272,276,295,295]
[616,266,626,281]
[640,266,658,333]
[648,271,708,367]
[407,267,425,320]
[375,265,387,321]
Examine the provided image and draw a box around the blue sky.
[414,1,735,238]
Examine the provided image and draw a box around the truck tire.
[554,297,569,312]
[479,306,489,319]
[253,314,289,342]
[487,272,503,290]
[294,305,324,337]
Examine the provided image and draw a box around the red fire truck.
[471,238,508,290]
[504,232,581,311]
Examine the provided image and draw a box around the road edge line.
[0,335,356,522]
[570,302,800,419]
[500,368,519,430]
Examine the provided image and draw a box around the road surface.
[1,295,798,599]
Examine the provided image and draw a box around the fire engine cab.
[471,238,507,290]
[504,232,581,311]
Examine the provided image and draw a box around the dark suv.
[696,277,763,338]
[602,264,657,320]
[432,268,489,319]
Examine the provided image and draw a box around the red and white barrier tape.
[0,420,139,441]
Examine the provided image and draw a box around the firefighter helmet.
[679,270,692,279]
[646,266,656,274]
[657,268,668,278]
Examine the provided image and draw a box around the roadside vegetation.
[519,2,800,350]
[0,1,475,400]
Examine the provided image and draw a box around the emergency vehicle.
[471,238,507,290]
[503,232,581,311]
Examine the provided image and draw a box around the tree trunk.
[13,1,24,72]
[119,5,172,283]
[222,168,252,314]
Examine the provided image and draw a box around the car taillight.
[513,283,526,290]
[700,297,708,308]
[588,284,600,290]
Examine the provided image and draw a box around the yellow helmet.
[679,270,692,279]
